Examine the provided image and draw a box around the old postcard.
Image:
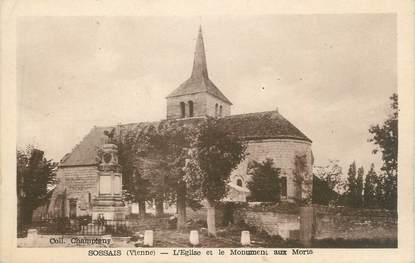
[1,0,414,262]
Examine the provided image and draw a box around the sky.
[17,14,396,173]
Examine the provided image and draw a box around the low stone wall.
[119,217,171,232]
[186,205,225,226]
[313,205,397,240]
[233,204,300,240]
[232,203,397,242]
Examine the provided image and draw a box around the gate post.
[299,206,314,247]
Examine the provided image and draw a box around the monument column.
[92,143,127,220]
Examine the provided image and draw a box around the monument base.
[92,195,127,220]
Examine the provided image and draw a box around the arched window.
[219,105,223,117]
[236,178,243,187]
[188,101,194,117]
[180,102,186,118]
[215,103,218,117]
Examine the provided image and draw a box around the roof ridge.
[224,110,278,118]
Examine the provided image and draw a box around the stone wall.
[313,205,397,240]
[233,206,300,240]
[166,93,208,119]
[125,217,171,231]
[48,166,98,217]
[166,92,231,119]
[229,138,313,201]
[232,204,397,242]
[205,93,231,117]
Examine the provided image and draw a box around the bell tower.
[166,26,232,119]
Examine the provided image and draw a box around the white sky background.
[17,14,396,173]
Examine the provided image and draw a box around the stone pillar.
[299,206,314,247]
[92,143,127,220]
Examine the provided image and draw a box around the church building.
[48,27,313,219]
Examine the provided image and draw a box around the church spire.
[191,25,208,79]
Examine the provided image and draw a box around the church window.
[236,178,243,187]
[215,103,218,117]
[219,105,223,117]
[180,102,186,118]
[280,177,287,198]
[188,100,194,117]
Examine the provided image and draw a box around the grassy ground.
[18,221,397,248]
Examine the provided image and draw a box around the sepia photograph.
[14,13,399,250]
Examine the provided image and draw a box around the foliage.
[344,162,358,207]
[382,172,397,210]
[246,159,281,202]
[356,167,364,208]
[118,121,198,202]
[344,162,365,208]
[368,93,398,210]
[363,163,377,208]
[368,93,398,177]
[141,120,196,203]
[184,117,247,203]
[117,127,151,204]
[313,160,345,192]
[184,117,247,236]
[17,145,57,227]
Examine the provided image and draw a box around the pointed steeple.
[166,26,232,107]
[191,26,208,79]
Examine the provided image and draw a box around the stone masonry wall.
[205,93,231,117]
[166,92,231,119]
[166,93,207,119]
[233,207,300,240]
[48,166,98,217]
[232,204,397,242]
[313,205,397,240]
[229,139,313,201]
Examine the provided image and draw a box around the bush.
[247,159,281,202]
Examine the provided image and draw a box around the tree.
[356,167,364,208]
[118,120,199,228]
[142,120,197,228]
[345,162,358,207]
[375,173,385,207]
[313,160,344,193]
[368,93,398,210]
[117,126,152,218]
[247,159,281,202]
[17,146,57,229]
[364,163,377,208]
[313,160,344,204]
[185,117,247,236]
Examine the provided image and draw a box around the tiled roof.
[59,111,311,167]
[220,111,312,142]
[59,126,110,167]
[167,76,232,105]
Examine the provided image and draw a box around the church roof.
[166,27,232,105]
[59,111,311,167]
[220,111,312,142]
[59,126,110,167]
